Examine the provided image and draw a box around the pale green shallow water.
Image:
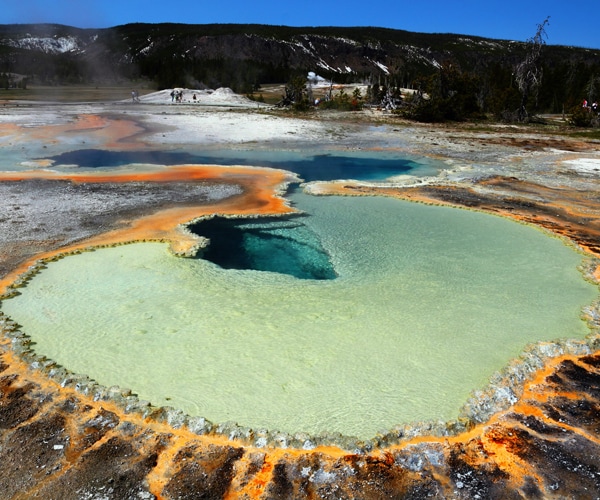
[2,194,597,439]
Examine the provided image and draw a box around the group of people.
[170,89,199,103]
[130,89,203,104]
[582,99,599,114]
[170,89,184,102]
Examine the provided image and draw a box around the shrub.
[318,88,363,111]
[569,105,600,127]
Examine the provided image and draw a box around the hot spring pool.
[2,192,596,439]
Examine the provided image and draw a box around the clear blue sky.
[4,0,599,49]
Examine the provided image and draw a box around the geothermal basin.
[1,101,600,497]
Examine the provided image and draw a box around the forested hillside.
[1,22,599,118]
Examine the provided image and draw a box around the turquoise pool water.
[2,192,596,439]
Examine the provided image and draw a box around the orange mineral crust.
[0,114,145,149]
[0,164,294,219]
[0,164,295,295]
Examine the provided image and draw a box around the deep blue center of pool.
[190,214,337,280]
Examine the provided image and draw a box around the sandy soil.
[1,89,600,498]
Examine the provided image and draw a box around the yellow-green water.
[2,194,596,439]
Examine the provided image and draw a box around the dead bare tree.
[515,17,550,122]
